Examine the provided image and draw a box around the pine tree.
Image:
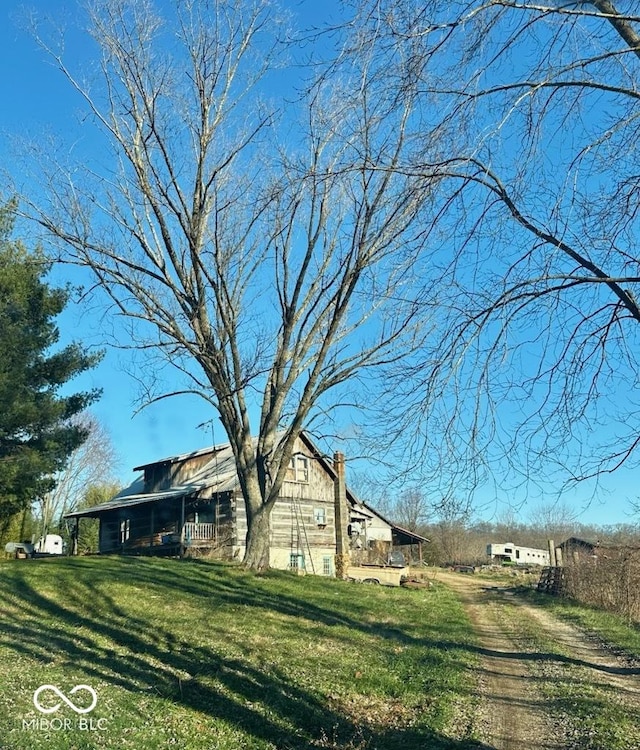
[0,201,102,534]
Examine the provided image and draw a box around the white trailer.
[487,542,549,566]
[35,534,64,555]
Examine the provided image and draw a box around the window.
[314,507,327,526]
[290,553,305,570]
[119,519,130,544]
[323,556,332,576]
[286,455,309,483]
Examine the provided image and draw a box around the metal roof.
[65,488,188,518]
[391,524,430,545]
[66,442,241,519]
[132,443,230,471]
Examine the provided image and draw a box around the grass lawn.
[511,588,640,750]
[519,587,640,657]
[0,557,481,750]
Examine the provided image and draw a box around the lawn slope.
[0,558,480,750]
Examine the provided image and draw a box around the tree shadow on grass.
[0,557,495,750]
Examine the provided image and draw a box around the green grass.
[508,589,640,750]
[0,557,482,750]
[518,587,640,658]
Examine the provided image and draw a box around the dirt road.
[438,570,640,750]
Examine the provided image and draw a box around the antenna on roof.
[197,417,220,494]
[196,420,216,448]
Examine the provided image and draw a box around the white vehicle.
[35,534,65,555]
[487,542,549,566]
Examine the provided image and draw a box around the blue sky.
[0,1,246,481]
[0,0,350,485]
[1,1,638,529]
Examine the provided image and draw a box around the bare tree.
[352,1,640,500]
[526,502,578,548]
[431,505,473,566]
[390,488,429,532]
[38,412,120,536]
[18,0,438,568]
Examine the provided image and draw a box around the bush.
[565,549,640,622]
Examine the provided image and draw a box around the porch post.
[71,518,79,556]
[180,497,185,558]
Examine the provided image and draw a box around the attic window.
[287,455,309,483]
[314,507,326,527]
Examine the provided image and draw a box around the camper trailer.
[487,542,549,566]
[35,534,64,556]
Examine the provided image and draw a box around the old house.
[65,432,427,575]
[553,537,640,618]
[556,537,598,564]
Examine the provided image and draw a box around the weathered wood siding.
[359,513,392,543]
[232,436,338,573]
[93,435,354,574]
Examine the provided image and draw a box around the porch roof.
[65,488,188,518]
[65,442,241,520]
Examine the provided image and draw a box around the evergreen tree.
[0,201,102,534]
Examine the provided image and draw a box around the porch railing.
[182,522,216,543]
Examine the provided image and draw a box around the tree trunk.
[242,502,272,570]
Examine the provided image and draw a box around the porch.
[181,521,217,547]
[100,520,218,554]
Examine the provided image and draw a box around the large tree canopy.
[21,0,438,568]
[19,0,639,557]
[0,201,102,530]
[349,1,640,501]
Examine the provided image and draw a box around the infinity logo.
[33,685,98,714]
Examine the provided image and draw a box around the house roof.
[132,443,228,471]
[391,523,430,546]
[66,441,240,519]
[65,431,429,545]
[558,537,597,551]
[69,431,353,518]
[65,488,187,518]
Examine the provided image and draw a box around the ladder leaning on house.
[289,495,316,574]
